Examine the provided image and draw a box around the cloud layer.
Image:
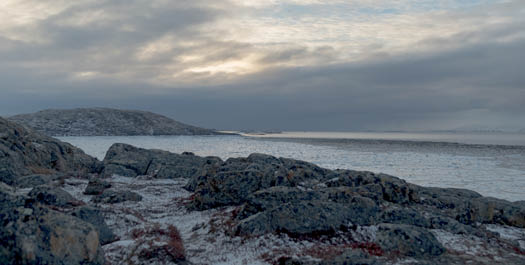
[1,0,524,131]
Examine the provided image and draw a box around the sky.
[0,0,524,131]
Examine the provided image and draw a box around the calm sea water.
[59,132,525,201]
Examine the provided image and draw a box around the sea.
[58,131,525,202]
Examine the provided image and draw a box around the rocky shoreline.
[1,116,524,264]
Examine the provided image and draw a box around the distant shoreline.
[240,131,525,147]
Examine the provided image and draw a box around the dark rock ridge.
[102,143,525,263]
[102,143,222,179]
[9,108,227,136]
[0,118,113,264]
[0,117,101,185]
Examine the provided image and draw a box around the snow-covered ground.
[60,134,525,201]
[61,175,525,265]
[62,176,375,264]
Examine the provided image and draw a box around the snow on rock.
[62,176,525,264]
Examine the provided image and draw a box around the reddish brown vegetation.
[130,224,186,262]
[121,207,146,222]
[208,206,242,235]
[350,242,383,256]
[164,225,186,261]
[302,244,350,260]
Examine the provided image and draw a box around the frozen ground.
[59,134,525,201]
[59,175,525,265]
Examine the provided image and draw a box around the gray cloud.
[0,0,524,132]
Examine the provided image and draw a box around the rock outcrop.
[28,185,83,208]
[0,182,105,264]
[9,108,227,136]
[101,143,222,179]
[2,130,524,264]
[0,117,101,185]
[70,206,118,245]
[99,144,525,263]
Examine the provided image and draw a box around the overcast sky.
[1,0,524,131]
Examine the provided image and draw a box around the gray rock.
[188,153,333,210]
[28,185,83,208]
[91,189,142,204]
[84,178,112,195]
[9,107,228,136]
[428,216,478,235]
[238,186,325,219]
[460,197,525,228]
[0,181,20,205]
[413,186,483,208]
[378,207,431,228]
[415,187,525,228]
[238,186,379,219]
[375,223,445,258]
[102,143,222,179]
[324,170,414,204]
[235,199,380,237]
[13,174,58,188]
[0,117,101,185]
[0,185,105,264]
[70,206,118,245]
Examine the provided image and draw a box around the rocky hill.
[9,108,223,136]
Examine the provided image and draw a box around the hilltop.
[9,108,225,136]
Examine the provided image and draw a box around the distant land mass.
[9,108,226,136]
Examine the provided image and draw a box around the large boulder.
[0,183,105,264]
[374,224,445,258]
[234,187,434,237]
[187,153,333,210]
[415,186,525,228]
[70,206,118,245]
[13,174,61,188]
[28,185,83,208]
[235,199,380,237]
[324,170,414,204]
[101,143,222,178]
[0,117,101,185]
